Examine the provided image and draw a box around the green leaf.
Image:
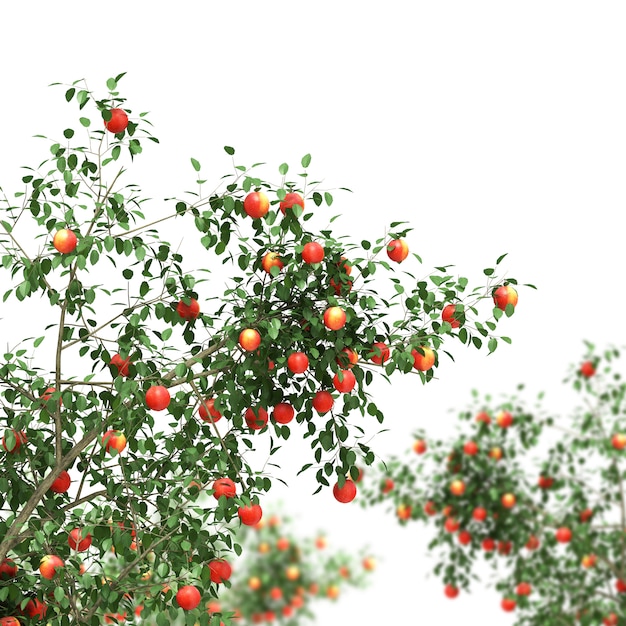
[65,88,76,102]
[324,192,333,206]
[191,158,201,172]
[301,154,311,168]
[106,77,117,91]
[279,163,289,175]
[224,146,235,155]
[79,117,91,127]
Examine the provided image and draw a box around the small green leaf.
[224,146,235,155]
[79,117,91,127]
[106,77,117,91]
[279,163,289,175]
[191,158,201,172]
[301,154,311,168]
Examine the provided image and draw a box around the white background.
[1,2,626,624]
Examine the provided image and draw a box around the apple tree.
[359,343,626,626]
[0,73,528,625]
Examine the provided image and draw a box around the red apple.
[386,239,409,263]
[176,298,200,320]
[262,252,284,274]
[104,108,129,133]
[441,304,463,328]
[212,477,236,500]
[444,518,460,533]
[238,504,263,526]
[272,403,295,425]
[612,433,626,450]
[145,385,170,411]
[381,478,395,494]
[496,411,513,428]
[582,554,597,568]
[39,555,64,580]
[580,508,593,522]
[312,390,334,414]
[209,559,232,584]
[336,347,359,369]
[276,537,289,551]
[287,351,309,374]
[23,598,48,620]
[0,559,17,580]
[489,446,503,461]
[2,429,27,453]
[555,527,572,543]
[424,501,437,515]
[501,493,516,509]
[50,470,71,494]
[52,228,78,254]
[243,191,269,219]
[199,398,222,423]
[396,504,412,520]
[472,507,487,522]
[458,530,472,545]
[516,582,531,596]
[368,342,390,365]
[444,584,459,599]
[110,354,132,377]
[463,441,478,455]
[245,406,268,430]
[68,528,92,552]
[525,535,540,550]
[323,306,347,330]
[333,479,357,503]
[102,430,127,454]
[475,411,491,424]
[239,328,261,352]
[176,585,201,611]
[450,479,465,496]
[301,242,324,264]
[333,369,356,393]
[501,598,516,612]
[411,346,435,371]
[279,192,304,216]
[493,285,518,311]
[580,361,596,378]
[413,439,427,454]
[482,538,495,551]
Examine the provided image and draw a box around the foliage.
[360,343,626,626]
[0,74,526,625]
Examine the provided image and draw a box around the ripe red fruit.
[287,351,309,374]
[262,252,284,274]
[68,528,92,552]
[555,527,572,543]
[368,342,390,365]
[324,306,347,330]
[444,518,460,533]
[498,541,512,555]
[0,559,17,580]
[496,411,513,428]
[39,555,64,580]
[463,441,479,455]
[212,477,236,500]
[493,285,518,311]
[336,347,359,369]
[239,328,261,352]
[276,537,289,550]
[24,598,48,619]
[412,346,435,371]
[381,478,395,494]
[482,538,495,551]
[424,501,437,515]
[475,411,491,424]
[333,479,357,503]
[243,191,270,219]
[604,614,619,626]
[0,618,20,626]
[449,479,465,496]
[525,535,540,550]
[580,508,593,522]
[2,429,27,453]
[199,398,222,423]
[501,598,516,612]
[580,361,596,378]
[396,504,412,520]
[50,470,71,494]
[516,582,532,596]
[441,304,463,328]
[209,559,232,584]
[413,439,427,454]
[110,353,131,377]
[145,385,170,411]
[444,585,459,599]
[312,390,334,414]
[104,108,129,134]
[176,585,201,610]
[301,241,324,264]
[458,530,472,545]
[538,475,554,489]
[238,504,263,526]
[279,192,305,216]
[472,507,487,522]
[616,579,626,593]
[245,406,268,430]
[612,433,626,450]
[272,403,295,425]
[386,239,409,263]
[53,228,78,254]
[501,493,516,508]
[176,298,200,320]
[102,430,127,454]
[333,369,356,393]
